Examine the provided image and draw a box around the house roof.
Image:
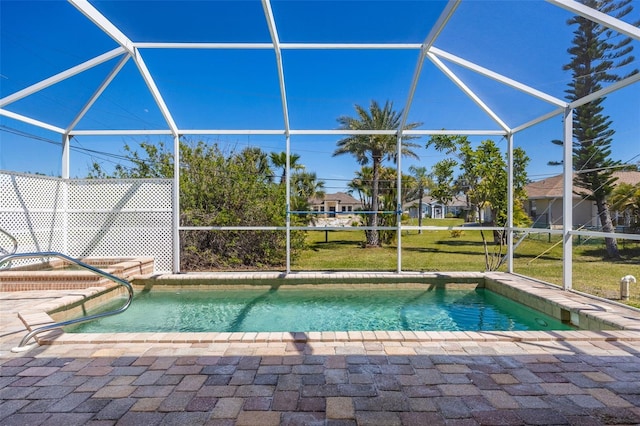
[309,192,360,205]
[525,171,640,199]
[615,170,640,185]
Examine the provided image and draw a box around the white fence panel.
[0,172,66,260]
[0,171,173,273]
[67,179,173,272]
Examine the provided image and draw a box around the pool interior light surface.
[66,286,572,333]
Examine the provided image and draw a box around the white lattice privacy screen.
[1,171,174,272]
[0,172,66,260]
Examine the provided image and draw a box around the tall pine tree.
[562,0,637,259]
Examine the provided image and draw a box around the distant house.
[308,192,361,218]
[524,171,640,229]
[404,195,468,219]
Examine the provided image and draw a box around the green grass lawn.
[293,218,640,307]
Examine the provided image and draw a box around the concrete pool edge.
[14,271,640,348]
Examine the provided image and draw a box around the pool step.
[0,256,154,291]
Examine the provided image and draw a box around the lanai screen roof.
[0,0,638,180]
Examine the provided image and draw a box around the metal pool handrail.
[0,227,18,258]
[1,251,134,352]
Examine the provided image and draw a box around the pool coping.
[14,271,640,347]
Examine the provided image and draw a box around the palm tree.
[407,165,432,233]
[270,151,303,184]
[291,171,325,224]
[237,147,272,183]
[610,182,640,229]
[347,167,373,211]
[333,100,421,247]
[291,172,325,208]
[379,166,414,245]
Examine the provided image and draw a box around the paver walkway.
[1,290,640,425]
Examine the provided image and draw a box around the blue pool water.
[67,286,572,333]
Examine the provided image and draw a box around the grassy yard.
[293,218,640,307]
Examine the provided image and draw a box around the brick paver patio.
[1,286,640,425]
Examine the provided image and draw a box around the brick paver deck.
[1,278,640,425]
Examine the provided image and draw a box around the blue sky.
[1,0,638,193]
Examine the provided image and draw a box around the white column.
[506,132,514,273]
[172,134,180,273]
[61,134,70,179]
[396,134,402,273]
[61,134,70,254]
[285,134,291,274]
[562,108,573,290]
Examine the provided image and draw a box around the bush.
[91,140,308,270]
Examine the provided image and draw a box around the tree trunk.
[480,230,490,271]
[368,156,380,247]
[595,196,620,259]
[417,188,424,234]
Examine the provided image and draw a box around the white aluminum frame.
[1,0,638,286]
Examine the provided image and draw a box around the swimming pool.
[66,285,572,333]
